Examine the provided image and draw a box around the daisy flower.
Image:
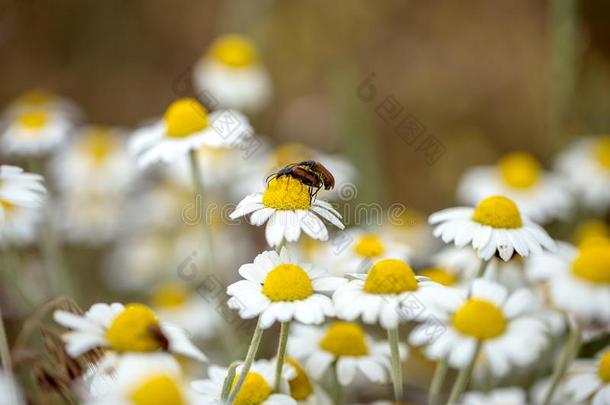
[192,360,296,405]
[429,195,555,261]
[409,279,548,377]
[226,247,344,329]
[461,387,527,405]
[283,357,332,405]
[573,219,610,246]
[563,348,610,405]
[53,302,207,362]
[0,370,24,405]
[556,135,610,211]
[457,152,572,223]
[3,88,80,118]
[82,353,203,405]
[193,34,272,113]
[333,258,445,329]
[287,322,407,386]
[129,97,253,168]
[229,176,344,247]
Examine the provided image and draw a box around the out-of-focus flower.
[461,387,527,405]
[333,258,445,329]
[0,371,24,405]
[192,360,296,405]
[563,348,610,405]
[230,176,344,247]
[429,195,555,261]
[129,98,253,168]
[283,357,332,405]
[193,34,272,114]
[287,322,406,386]
[54,302,207,362]
[556,135,610,212]
[3,88,80,118]
[0,165,46,245]
[458,152,572,224]
[226,248,344,329]
[409,279,548,377]
[573,219,610,247]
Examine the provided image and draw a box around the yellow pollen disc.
[80,127,118,164]
[163,98,209,138]
[498,152,541,189]
[151,284,189,309]
[262,264,313,302]
[594,137,610,170]
[354,234,385,258]
[272,144,313,168]
[570,242,610,284]
[452,299,507,340]
[319,322,368,357]
[419,267,457,286]
[286,357,313,400]
[1,200,15,213]
[573,220,610,247]
[231,372,272,405]
[130,375,185,405]
[106,304,163,352]
[472,195,523,229]
[17,89,53,106]
[18,111,47,129]
[262,177,311,211]
[210,34,258,68]
[599,351,610,383]
[364,259,418,294]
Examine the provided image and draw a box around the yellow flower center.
[106,304,163,352]
[262,264,313,302]
[363,259,418,294]
[231,372,272,405]
[420,267,457,286]
[286,357,313,400]
[210,34,258,68]
[18,111,47,129]
[599,351,610,383]
[498,152,541,189]
[80,127,119,164]
[163,98,209,138]
[1,200,15,213]
[452,299,507,340]
[130,375,185,405]
[574,220,610,247]
[472,195,523,229]
[262,177,311,211]
[570,241,610,284]
[354,234,385,258]
[594,137,610,170]
[319,322,368,357]
[151,284,189,308]
[272,144,313,169]
[17,89,53,106]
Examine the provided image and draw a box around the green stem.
[387,327,403,401]
[1,242,36,308]
[221,361,241,402]
[0,306,12,373]
[542,320,581,405]
[226,321,264,404]
[475,258,490,278]
[447,342,482,404]
[40,208,74,300]
[428,359,448,405]
[273,321,291,391]
[332,362,343,405]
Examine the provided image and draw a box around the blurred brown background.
[2,0,610,210]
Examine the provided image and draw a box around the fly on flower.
[267,160,335,199]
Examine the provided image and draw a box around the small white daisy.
[283,357,332,405]
[226,247,344,329]
[53,302,207,362]
[129,97,254,168]
[287,322,406,386]
[563,348,610,405]
[333,258,445,329]
[3,88,80,118]
[461,386,527,405]
[0,370,24,405]
[192,360,296,405]
[429,195,555,261]
[230,176,344,247]
[409,279,548,377]
[556,135,610,211]
[457,152,572,223]
[193,34,272,114]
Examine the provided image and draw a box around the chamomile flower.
[563,348,610,405]
[192,360,296,405]
[461,387,527,405]
[83,353,202,405]
[53,302,207,362]
[287,322,406,386]
[3,88,80,118]
[409,279,548,377]
[129,98,253,168]
[429,195,555,261]
[230,176,344,247]
[333,258,445,329]
[556,135,610,211]
[283,357,332,405]
[0,165,46,245]
[226,248,344,329]
[458,152,572,223]
[193,34,272,113]
[0,371,24,405]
